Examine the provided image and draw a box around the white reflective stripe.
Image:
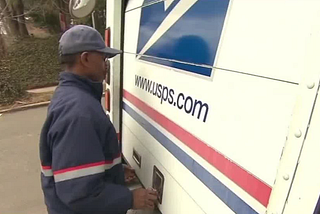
[54,156,122,183]
[54,164,106,182]
[41,168,53,177]
[105,156,122,170]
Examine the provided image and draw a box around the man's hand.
[123,164,136,183]
[132,188,158,210]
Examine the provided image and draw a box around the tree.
[12,0,29,36]
[0,0,20,37]
[0,33,7,59]
[56,0,70,31]
[25,0,71,33]
[0,0,29,38]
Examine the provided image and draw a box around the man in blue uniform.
[39,25,157,214]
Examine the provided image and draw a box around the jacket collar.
[59,72,103,101]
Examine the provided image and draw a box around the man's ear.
[79,52,90,67]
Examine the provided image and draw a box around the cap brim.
[97,47,122,58]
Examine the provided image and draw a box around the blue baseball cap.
[59,25,121,58]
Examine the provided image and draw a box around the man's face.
[79,51,109,82]
[87,52,108,82]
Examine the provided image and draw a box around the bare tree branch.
[1,0,42,19]
[0,0,19,36]
[0,32,7,59]
[51,0,69,14]
[0,0,10,17]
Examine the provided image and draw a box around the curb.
[0,101,50,114]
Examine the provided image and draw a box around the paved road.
[0,106,160,214]
[0,107,47,214]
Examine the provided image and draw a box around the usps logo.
[137,0,230,77]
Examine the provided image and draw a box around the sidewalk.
[0,84,108,114]
[0,86,57,114]
[27,86,57,94]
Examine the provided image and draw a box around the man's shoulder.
[48,94,87,122]
[51,86,97,110]
[51,86,104,118]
